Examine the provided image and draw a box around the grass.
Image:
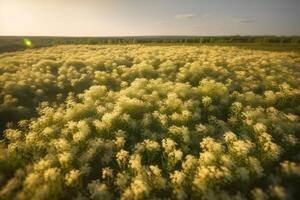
[207,43,300,53]
[144,43,300,53]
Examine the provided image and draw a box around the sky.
[0,0,300,36]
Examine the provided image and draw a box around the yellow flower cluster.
[0,45,299,199]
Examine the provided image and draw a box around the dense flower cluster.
[0,45,299,199]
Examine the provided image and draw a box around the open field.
[0,45,299,199]
[1,36,300,54]
[204,43,300,54]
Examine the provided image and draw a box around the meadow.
[0,45,299,199]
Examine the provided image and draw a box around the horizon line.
[1,34,300,38]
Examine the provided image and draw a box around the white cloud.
[175,13,197,19]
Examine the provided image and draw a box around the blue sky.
[0,0,299,36]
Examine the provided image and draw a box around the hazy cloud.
[201,14,210,19]
[154,21,169,25]
[175,13,197,19]
[192,25,202,28]
[238,18,256,24]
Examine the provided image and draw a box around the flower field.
[0,45,299,199]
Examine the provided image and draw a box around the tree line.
[1,35,300,53]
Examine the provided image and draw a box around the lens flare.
[23,38,32,47]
